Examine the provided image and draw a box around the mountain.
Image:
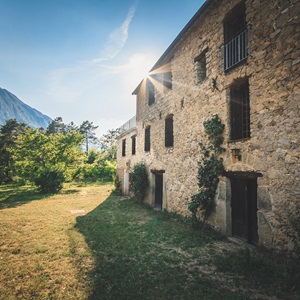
[0,88,52,129]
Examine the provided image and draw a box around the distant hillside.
[0,88,52,129]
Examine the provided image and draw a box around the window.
[122,139,126,156]
[144,126,150,152]
[147,79,155,105]
[194,49,208,83]
[163,72,172,90]
[230,80,250,140]
[131,135,136,155]
[165,115,174,147]
[223,2,249,71]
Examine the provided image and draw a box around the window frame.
[229,79,250,141]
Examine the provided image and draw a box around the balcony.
[118,116,136,134]
[221,26,250,72]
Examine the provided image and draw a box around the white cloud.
[46,4,137,103]
[93,4,136,62]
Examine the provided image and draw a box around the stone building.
[117,0,300,250]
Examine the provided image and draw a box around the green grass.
[0,183,299,299]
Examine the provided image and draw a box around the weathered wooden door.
[231,178,258,244]
[155,174,163,210]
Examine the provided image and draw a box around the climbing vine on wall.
[189,114,225,227]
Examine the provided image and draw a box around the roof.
[132,0,214,95]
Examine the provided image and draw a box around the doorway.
[231,178,258,244]
[155,174,163,210]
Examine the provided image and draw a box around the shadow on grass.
[0,185,51,209]
[75,194,252,300]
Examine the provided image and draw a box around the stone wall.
[117,0,300,250]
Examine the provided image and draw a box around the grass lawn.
[0,183,299,299]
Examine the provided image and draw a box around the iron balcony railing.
[118,116,136,134]
[222,26,250,72]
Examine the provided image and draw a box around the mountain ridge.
[0,87,52,129]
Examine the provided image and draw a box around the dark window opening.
[165,115,174,147]
[223,2,249,71]
[144,126,150,152]
[147,79,155,106]
[163,72,172,90]
[131,135,136,155]
[194,49,208,82]
[122,139,126,157]
[230,80,250,140]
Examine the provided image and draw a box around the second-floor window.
[165,115,174,147]
[122,139,126,156]
[147,79,155,106]
[163,72,172,90]
[194,49,208,83]
[223,2,249,71]
[131,135,136,155]
[230,79,250,140]
[144,126,151,152]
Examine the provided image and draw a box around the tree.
[46,117,66,135]
[100,128,120,160]
[66,121,78,133]
[0,119,28,183]
[12,128,84,192]
[79,121,99,155]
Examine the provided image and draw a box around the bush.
[34,170,65,194]
[130,162,149,201]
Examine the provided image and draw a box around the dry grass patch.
[0,183,113,300]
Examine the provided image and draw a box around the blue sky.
[0,0,205,136]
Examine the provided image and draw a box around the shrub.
[34,170,65,194]
[131,162,149,201]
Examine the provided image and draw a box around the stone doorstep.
[228,236,257,249]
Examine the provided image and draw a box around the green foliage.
[130,162,149,201]
[12,128,84,192]
[0,119,28,183]
[99,128,120,160]
[34,169,65,193]
[79,120,99,155]
[112,175,123,195]
[46,117,66,134]
[189,114,225,227]
[73,149,116,182]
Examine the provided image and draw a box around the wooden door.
[155,174,163,210]
[231,178,258,244]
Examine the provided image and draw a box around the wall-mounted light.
[231,148,241,161]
